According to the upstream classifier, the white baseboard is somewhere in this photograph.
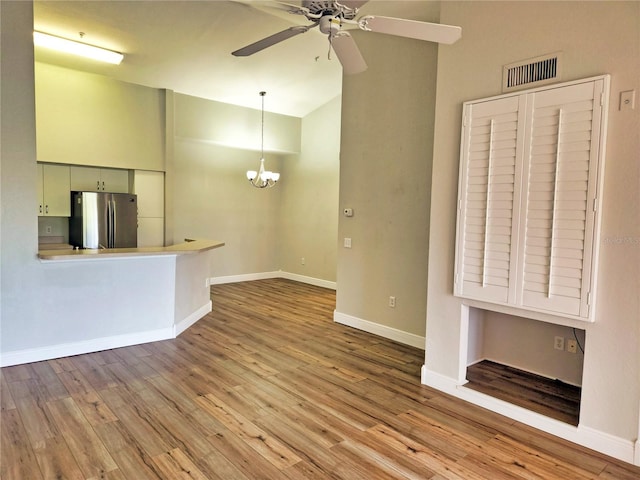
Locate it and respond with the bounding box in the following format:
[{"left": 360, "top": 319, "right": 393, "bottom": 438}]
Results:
[
  {"left": 174, "top": 300, "right": 212, "bottom": 337},
  {"left": 334, "top": 310, "right": 426, "bottom": 349},
  {"left": 421, "top": 364, "right": 467, "bottom": 390},
  {"left": 210, "top": 271, "right": 336, "bottom": 290},
  {"left": 421, "top": 365, "right": 637, "bottom": 466},
  {"left": 278, "top": 271, "right": 336, "bottom": 290},
  {"left": 209, "top": 271, "right": 281, "bottom": 285},
  {"left": 0, "top": 327, "right": 174, "bottom": 368}
]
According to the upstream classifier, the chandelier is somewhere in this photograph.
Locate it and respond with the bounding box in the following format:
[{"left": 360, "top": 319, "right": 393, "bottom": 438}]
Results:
[{"left": 246, "top": 91, "right": 280, "bottom": 188}]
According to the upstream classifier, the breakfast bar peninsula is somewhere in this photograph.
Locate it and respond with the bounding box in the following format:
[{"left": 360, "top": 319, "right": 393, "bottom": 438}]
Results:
[{"left": 2, "top": 239, "right": 224, "bottom": 367}]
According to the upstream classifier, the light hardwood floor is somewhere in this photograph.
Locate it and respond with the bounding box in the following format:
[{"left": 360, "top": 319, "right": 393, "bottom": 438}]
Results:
[{"left": 1, "top": 279, "right": 638, "bottom": 479}]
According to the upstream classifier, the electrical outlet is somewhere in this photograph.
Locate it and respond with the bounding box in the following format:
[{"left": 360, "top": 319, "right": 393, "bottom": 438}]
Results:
[
  {"left": 554, "top": 336, "right": 565, "bottom": 351},
  {"left": 388, "top": 296, "right": 396, "bottom": 308},
  {"left": 45, "top": 226, "right": 52, "bottom": 234},
  {"left": 301, "top": 257, "right": 305, "bottom": 265},
  {"left": 567, "top": 339, "right": 578, "bottom": 354}
]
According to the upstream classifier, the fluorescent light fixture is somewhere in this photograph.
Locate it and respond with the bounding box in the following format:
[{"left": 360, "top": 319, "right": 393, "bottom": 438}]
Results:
[{"left": 33, "top": 31, "right": 124, "bottom": 65}]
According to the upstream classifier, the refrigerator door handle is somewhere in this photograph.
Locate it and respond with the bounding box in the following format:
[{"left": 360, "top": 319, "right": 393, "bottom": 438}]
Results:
[
  {"left": 111, "top": 200, "right": 117, "bottom": 248},
  {"left": 106, "top": 199, "right": 111, "bottom": 248},
  {"left": 108, "top": 198, "right": 115, "bottom": 248}
]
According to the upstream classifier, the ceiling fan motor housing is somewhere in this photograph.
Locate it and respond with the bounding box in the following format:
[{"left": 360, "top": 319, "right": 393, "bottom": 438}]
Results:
[{"left": 303, "top": 1, "right": 360, "bottom": 20}]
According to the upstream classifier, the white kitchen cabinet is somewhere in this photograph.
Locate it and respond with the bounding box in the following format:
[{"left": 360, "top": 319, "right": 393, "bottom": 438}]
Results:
[
  {"left": 37, "top": 163, "right": 70, "bottom": 217},
  {"left": 134, "top": 170, "right": 165, "bottom": 247},
  {"left": 70, "top": 166, "right": 129, "bottom": 193},
  {"left": 134, "top": 170, "right": 164, "bottom": 217},
  {"left": 454, "top": 75, "right": 609, "bottom": 322}
]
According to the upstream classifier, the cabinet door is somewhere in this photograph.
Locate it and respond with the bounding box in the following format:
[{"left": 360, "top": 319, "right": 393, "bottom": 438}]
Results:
[
  {"left": 101, "top": 168, "right": 129, "bottom": 193},
  {"left": 134, "top": 170, "right": 164, "bottom": 217},
  {"left": 42, "top": 164, "right": 70, "bottom": 216},
  {"left": 455, "top": 95, "right": 525, "bottom": 304},
  {"left": 517, "top": 79, "right": 606, "bottom": 318},
  {"left": 70, "top": 166, "right": 129, "bottom": 192},
  {"left": 70, "top": 166, "right": 101, "bottom": 191},
  {"left": 37, "top": 164, "right": 45, "bottom": 215}
]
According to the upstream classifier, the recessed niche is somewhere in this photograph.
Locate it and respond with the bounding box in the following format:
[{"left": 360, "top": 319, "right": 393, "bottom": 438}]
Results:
[{"left": 464, "top": 307, "right": 586, "bottom": 425}]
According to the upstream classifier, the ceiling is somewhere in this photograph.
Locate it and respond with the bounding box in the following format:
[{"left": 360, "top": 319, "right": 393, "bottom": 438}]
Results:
[{"left": 33, "top": 1, "right": 438, "bottom": 117}]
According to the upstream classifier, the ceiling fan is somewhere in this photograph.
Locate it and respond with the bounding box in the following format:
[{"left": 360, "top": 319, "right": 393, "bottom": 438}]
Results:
[{"left": 232, "top": 1, "right": 462, "bottom": 75}]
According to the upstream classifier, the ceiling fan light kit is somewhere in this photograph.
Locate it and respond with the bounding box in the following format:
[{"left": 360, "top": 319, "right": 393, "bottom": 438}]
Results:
[
  {"left": 232, "top": 1, "right": 462, "bottom": 74},
  {"left": 247, "top": 91, "right": 280, "bottom": 189}
]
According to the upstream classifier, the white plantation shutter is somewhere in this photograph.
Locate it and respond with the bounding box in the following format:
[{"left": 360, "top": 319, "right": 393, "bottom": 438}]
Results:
[
  {"left": 455, "top": 76, "right": 608, "bottom": 322},
  {"left": 455, "top": 95, "right": 525, "bottom": 303},
  {"left": 518, "top": 80, "right": 605, "bottom": 317}
]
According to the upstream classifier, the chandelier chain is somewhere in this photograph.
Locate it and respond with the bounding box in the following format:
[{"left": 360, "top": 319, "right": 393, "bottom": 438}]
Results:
[{"left": 260, "top": 91, "right": 265, "bottom": 160}]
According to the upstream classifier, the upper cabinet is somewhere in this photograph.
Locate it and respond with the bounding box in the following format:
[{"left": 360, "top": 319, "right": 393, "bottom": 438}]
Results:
[
  {"left": 70, "top": 166, "right": 129, "bottom": 193},
  {"left": 37, "top": 163, "right": 70, "bottom": 217},
  {"left": 454, "top": 76, "right": 610, "bottom": 322}
]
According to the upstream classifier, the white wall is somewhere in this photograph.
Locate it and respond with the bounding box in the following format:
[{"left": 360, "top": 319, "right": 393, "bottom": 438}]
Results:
[
  {"left": 481, "top": 312, "right": 585, "bottom": 386},
  {"left": 35, "top": 62, "right": 165, "bottom": 171},
  {"left": 1, "top": 1, "right": 40, "bottom": 355},
  {"left": 425, "top": 0, "right": 639, "bottom": 458},
  {"left": 173, "top": 93, "right": 300, "bottom": 154},
  {"left": 170, "top": 93, "right": 300, "bottom": 278},
  {"left": 169, "top": 92, "right": 342, "bottom": 285},
  {"left": 174, "top": 251, "right": 213, "bottom": 334},
  {"left": 171, "top": 138, "right": 283, "bottom": 276},
  {"left": 336, "top": 1, "right": 440, "bottom": 343},
  {"left": 278, "top": 96, "right": 341, "bottom": 283}
]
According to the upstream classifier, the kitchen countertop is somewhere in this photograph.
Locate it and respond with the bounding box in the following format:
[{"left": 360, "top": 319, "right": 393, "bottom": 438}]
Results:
[{"left": 38, "top": 238, "right": 225, "bottom": 261}]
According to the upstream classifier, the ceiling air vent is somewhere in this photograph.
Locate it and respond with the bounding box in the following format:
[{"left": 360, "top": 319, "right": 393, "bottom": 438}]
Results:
[{"left": 502, "top": 52, "right": 562, "bottom": 92}]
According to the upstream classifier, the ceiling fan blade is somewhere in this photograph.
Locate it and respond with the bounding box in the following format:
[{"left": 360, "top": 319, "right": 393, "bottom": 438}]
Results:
[
  {"left": 359, "top": 16, "right": 462, "bottom": 45},
  {"left": 331, "top": 32, "right": 367, "bottom": 75},
  {"left": 230, "top": 1, "right": 309, "bottom": 23},
  {"left": 232, "top": 26, "right": 312, "bottom": 57},
  {"left": 275, "top": 1, "right": 311, "bottom": 15}
]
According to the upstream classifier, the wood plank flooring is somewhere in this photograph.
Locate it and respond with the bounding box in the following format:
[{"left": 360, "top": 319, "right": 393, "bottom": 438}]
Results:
[
  {"left": 2, "top": 278, "right": 639, "bottom": 479},
  {"left": 466, "top": 360, "right": 581, "bottom": 426}
]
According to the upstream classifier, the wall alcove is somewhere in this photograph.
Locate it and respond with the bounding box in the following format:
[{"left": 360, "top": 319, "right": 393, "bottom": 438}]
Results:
[{"left": 463, "top": 306, "right": 586, "bottom": 425}]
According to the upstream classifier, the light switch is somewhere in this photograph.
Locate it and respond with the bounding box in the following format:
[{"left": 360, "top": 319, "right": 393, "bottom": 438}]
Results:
[
  {"left": 620, "top": 90, "right": 635, "bottom": 110},
  {"left": 344, "top": 237, "right": 352, "bottom": 248}
]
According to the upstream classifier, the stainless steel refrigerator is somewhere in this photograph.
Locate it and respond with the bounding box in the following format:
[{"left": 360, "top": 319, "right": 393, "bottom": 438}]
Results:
[{"left": 70, "top": 192, "right": 138, "bottom": 249}]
